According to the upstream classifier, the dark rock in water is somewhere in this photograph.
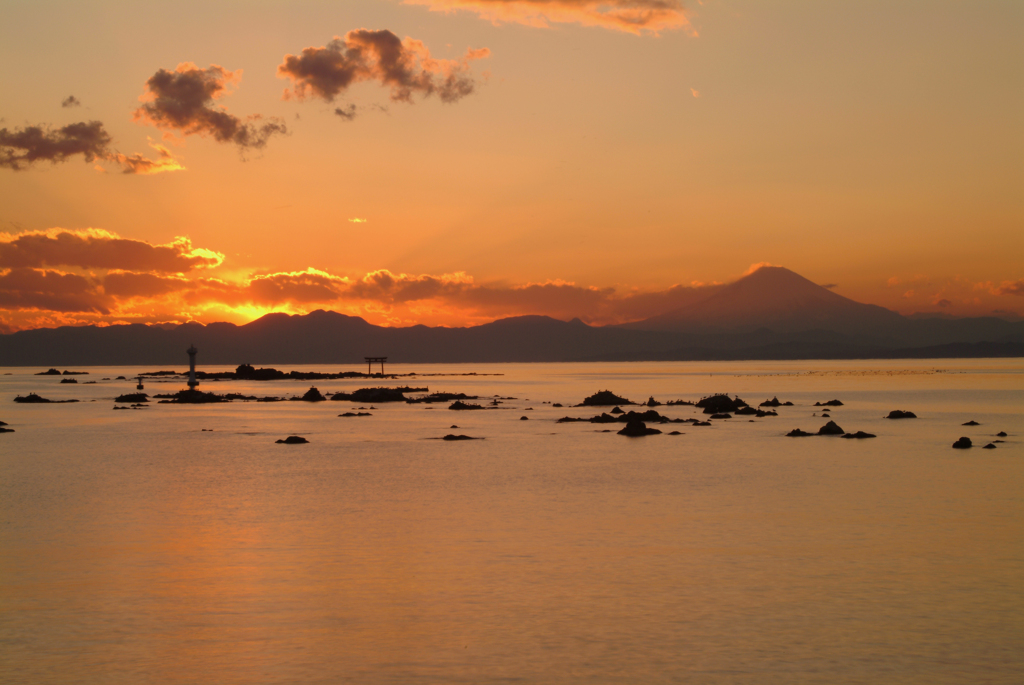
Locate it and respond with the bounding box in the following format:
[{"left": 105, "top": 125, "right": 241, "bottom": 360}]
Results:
[
  {"left": 692, "top": 421, "right": 712, "bottom": 426},
  {"left": 993, "top": 440, "right": 1005, "bottom": 443},
  {"left": 450, "top": 425, "right": 459, "bottom": 429},
  {"left": 580, "top": 390, "right": 634, "bottom": 406},
  {"left": 60, "top": 378, "right": 78, "bottom": 384},
  {"left": 0, "top": 426, "right": 14, "bottom": 433},
  {"left": 787, "top": 428, "right": 813, "bottom": 437},
  {"left": 296, "top": 386, "right": 326, "bottom": 402},
  {"left": 665, "top": 399, "right": 695, "bottom": 406},
  {"left": 952, "top": 437, "right": 972, "bottom": 449},
  {"left": 449, "top": 400, "right": 484, "bottom": 410},
  {"left": 610, "top": 406, "right": 624, "bottom": 414},
  {"left": 14, "top": 393, "right": 78, "bottom": 404},
  {"left": 552, "top": 403, "right": 563, "bottom": 408},
  {"left": 442, "top": 434, "right": 481, "bottom": 441},
  {"left": 115, "top": 393, "right": 148, "bottom": 403},
  {"left": 756, "top": 410, "right": 778, "bottom": 417},
  {"left": 783, "top": 401, "right": 794, "bottom": 406},
  {"left": 709, "top": 413, "right": 732, "bottom": 419},
  {"left": 997, "top": 431, "right": 1007, "bottom": 437},
  {"left": 842, "top": 431, "right": 876, "bottom": 439},
  {"left": 646, "top": 396, "right": 661, "bottom": 407},
  {"left": 982, "top": 443, "right": 996, "bottom": 449},
  {"left": 338, "top": 412, "right": 372, "bottom": 417},
  {"left": 276, "top": 436, "right": 308, "bottom": 444},
  {"left": 668, "top": 431, "right": 682, "bottom": 435},
  {"left": 556, "top": 416, "right": 585, "bottom": 423},
  {"left": 886, "top": 410, "right": 917, "bottom": 419},
  {"left": 735, "top": 406, "right": 758, "bottom": 415},
  {"left": 333, "top": 387, "right": 426, "bottom": 403},
  {"left": 0, "top": 420, "right": 7, "bottom": 426},
  {"left": 697, "top": 394, "right": 748, "bottom": 414},
  {"left": 814, "top": 400, "right": 844, "bottom": 407},
  {"left": 617, "top": 418, "right": 661, "bottom": 436},
  {"left": 407, "top": 391, "right": 478, "bottom": 404},
  {"left": 520, "top": 416, "right": 529, "bottom": 420},
  {"left": 37, "top": 368, "right": 62, "bottom": 375},
  {"left": 760, "top": 397, "right": 783, "bottom": 407},
  {"left": 962, "top": 420, "right": 980, "bottom": 426},
  {"left": 818, "top": 421, "right": 845, "bottom": 435},
  {"left": 62, "top": 370, "right": 87, "bottom": 375},
  {"left": 156, "top": 390, "right": 224, "bottom": 404},
  {"left": 115, "top": 376, "right": 126, "bottom": 380}
]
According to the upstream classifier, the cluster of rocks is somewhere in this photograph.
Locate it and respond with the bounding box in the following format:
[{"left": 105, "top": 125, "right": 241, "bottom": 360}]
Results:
[
  {"left": 36, "top": 369, "right": 87, "bottom": 376},
  {"left": 0, "top": 420, "right": 12, "bottom": 433},
  {"left": 406, "top": 392, "right": 479, "bottom": 404},
  {"left": 786, "top": 421, "right": 875, "bottom": 439}
]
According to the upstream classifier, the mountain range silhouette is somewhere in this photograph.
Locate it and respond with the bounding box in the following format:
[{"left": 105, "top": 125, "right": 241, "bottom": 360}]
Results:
[{"left": 2, "top": 267, "right": 1020, "bottom": 365}]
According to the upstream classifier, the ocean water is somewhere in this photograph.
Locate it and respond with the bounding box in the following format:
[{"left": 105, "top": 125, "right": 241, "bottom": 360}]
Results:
[{"left": 1, "top": 359, "right": 1022, "bottom": 684}]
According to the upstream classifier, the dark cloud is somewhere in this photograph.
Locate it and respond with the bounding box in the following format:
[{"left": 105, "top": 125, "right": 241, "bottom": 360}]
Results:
[
  {"left": 0, "top": 230, "right": 223, "bottom": 273},
  {"left": 102, "top": 272, "right": 189, "bottom": 298},
  {"left": 334, "top": 105, "right": 357, "bottom": 121},
  {"left": 0, "top": 121, "right": 112, "bottom": 170},
  {"left": 134, "top": 63, "right": 288, "bottom": 149},
  {"left": 62, "top": 95, "right": 81, "bottom": 108},
  {"left": 0, "top": 267, "right": 108, "bottom": 313},
  {"left": 405, "top": 0, "right": 692, "bottom": 35},
  {"left": 278, "top": 30, "right": 490, "bottom": 105},
  {"left": 935, "top": 298, "right": 952, "bottom": 308}
]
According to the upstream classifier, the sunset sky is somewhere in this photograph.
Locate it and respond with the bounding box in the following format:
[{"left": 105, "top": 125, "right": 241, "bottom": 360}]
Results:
[{"left": 1, "top": 0, "right": 1021, "bottom": 332}]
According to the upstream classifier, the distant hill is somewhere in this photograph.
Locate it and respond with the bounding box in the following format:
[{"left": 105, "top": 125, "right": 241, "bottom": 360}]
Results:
[{"left": 1, "top": 267, "right": 1021, "bottom": 365}]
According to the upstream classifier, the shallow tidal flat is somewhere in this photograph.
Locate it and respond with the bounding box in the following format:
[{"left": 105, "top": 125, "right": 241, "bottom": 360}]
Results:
[{"left": 1, "top": 359, "right": 1022, "bottom": 684}]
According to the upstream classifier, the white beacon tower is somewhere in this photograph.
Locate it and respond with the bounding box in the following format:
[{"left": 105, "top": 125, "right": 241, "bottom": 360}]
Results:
[{"left": 187, "top": 344, "right": 199, "bottom": 390}]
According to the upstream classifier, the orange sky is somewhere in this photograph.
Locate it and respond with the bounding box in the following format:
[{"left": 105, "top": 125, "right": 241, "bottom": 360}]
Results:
[{"left": 1, "top": 0, "right": 1021, "bottom": 332}]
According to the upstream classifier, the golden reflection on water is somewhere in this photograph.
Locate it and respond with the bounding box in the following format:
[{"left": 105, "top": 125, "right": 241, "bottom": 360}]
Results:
[{"left": 1, "top": 360, "right": 1022, "bottom": 683}]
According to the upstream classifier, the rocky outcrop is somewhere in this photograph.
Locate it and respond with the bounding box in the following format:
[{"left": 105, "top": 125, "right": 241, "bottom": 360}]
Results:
[
  {"left": 885, "top": 410, "right": 917, "bottom": 419},
  {"left": 60, "top": 378, "right": 78, "bottom": 384},
  {"left": 296, "top": 387, "right": 326, "bottom": 402},
  {"left": 332, "top": 387, "right": 427, "bottom": 402},
  {"left": 449, "top": 401, "right": 484, "bottom": 410},
  {"left": 962, "top": 420, "right": 980, "bottom": 426},
  {"left": 442, "top": 434, "right": 482, "bottom": 441},
  {"left": 842, "top": 431, "right": 876, "bottom": 439},
  {"left": 818, "top": 421, "right": 845, "bottom": 435},
  {"left": 115, "top": 393, "right": 149, "bottom": 403},
  {"left": 617, "top": 418, "right": 661, "bottom": 436},
  {"left": 276, "top": 436, "right": 308, "bottom": 444},
  {"left": 696, "top": 394, "right": 748, "bottom": 414},
  {"left": 14, "top": 393, "right": 78, "bottom": 404},
  {"left": 338, "top": 412, "right": 372, "bottom": 417},
  {"left": 814, "top": 400, "right": 844, "bottom": 407},
  {"left": 787, "top": 428, "right": 813, "bottom": 436},
  {"left": 406, "top": 392, "right": 478, "bottom": 404},
  {"left": 982, "top": 443, "right": 996, "bottom": 449},
  {"left": 952, "top": 437, "right": 972, "bottom": 449},
  {"left": 155, "top": 390, "right": 225, "bottom": 404},
  {"left": 579, "top": 390, "right": 635, "bottom": 406}
]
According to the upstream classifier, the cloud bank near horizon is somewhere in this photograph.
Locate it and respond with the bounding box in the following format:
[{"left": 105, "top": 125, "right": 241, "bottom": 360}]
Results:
[{"left": 0, "top": 229, "right": 1020, "bottom": 333}]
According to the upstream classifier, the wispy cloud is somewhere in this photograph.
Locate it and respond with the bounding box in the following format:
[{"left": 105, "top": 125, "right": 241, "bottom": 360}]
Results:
[
  {"left": 278, "top": 29, "right": 490, "bottom": 106},
  {"left": 405, "top": 0, "right": 694, "bottom": 35},
  {"left": 134, "top": 62, "right": 288, "bottom": 149},
  {"left": 61, "top": 95, "right": 81, "bottom": 108}
]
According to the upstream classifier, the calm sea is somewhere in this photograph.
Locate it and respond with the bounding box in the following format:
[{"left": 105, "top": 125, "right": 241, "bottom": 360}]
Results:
[{"left": 1, "top": 359, "right": 1022, "bottom": 684}]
